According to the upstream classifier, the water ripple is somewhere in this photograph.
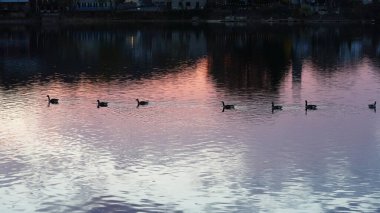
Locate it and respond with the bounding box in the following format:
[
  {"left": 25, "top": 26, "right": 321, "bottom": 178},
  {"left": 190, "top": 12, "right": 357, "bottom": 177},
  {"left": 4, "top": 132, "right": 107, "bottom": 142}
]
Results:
[{"left": 1, "top": 25, "right": 380, "bottom": 213}]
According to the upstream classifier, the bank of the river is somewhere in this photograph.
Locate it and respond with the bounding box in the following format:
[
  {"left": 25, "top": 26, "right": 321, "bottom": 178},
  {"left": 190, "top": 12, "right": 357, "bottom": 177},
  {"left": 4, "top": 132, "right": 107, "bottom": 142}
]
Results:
[
  {"left": 0, "top": 17, "right": 377, "bottom": 26},
  {"left": 0, "top": 9, "right": 379, "bottom": 25}
]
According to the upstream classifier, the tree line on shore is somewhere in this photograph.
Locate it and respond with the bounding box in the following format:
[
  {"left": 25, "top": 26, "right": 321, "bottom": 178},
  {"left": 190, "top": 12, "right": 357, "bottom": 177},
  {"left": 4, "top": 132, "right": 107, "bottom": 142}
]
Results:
[{"left": 1, "top": 0, "right": 380, "bottom": 20}]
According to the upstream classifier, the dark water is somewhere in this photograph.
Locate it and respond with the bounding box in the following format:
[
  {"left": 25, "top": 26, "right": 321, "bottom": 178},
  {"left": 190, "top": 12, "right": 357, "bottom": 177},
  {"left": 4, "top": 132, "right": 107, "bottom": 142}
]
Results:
[{"left": 1, "top": 23, "right": 380, "bottom": 213}]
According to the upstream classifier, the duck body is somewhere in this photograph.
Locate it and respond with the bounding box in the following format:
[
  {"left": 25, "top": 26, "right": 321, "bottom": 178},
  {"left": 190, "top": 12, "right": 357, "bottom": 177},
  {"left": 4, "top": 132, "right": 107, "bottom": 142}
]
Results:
[
  {"left": 97, "top": 100, "right": 108, "bottom": 107},
  {"left": 369, "top": 101, "right": 376, "bottom": 109},
  {"left": 272, "top": 102, "right": 282, "bottom": 110},
  {"left": 305, "top": 100, "right": 317, "bottom": 110},
  {"left": 221, "top": 101, "right": 235, "bottom": 110},
  {"left": 47, "top": 95, "right": 59, "bottom": 104},
  {"left": 136, "top": 99, "right": 149, "bottom": 106}
]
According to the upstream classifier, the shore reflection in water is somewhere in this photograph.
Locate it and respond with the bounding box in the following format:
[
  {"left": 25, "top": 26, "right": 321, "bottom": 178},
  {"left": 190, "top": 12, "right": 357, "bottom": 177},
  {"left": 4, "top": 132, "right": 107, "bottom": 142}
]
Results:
[{"left": 0, "top": 24, "right": 380, "bottom": 212}]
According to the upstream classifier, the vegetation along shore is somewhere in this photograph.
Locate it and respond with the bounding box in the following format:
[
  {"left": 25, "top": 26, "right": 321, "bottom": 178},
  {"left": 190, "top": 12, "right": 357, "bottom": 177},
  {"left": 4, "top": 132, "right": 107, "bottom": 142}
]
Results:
[{"left": 0, "top": 0, "right": 380, "bottom": 24}]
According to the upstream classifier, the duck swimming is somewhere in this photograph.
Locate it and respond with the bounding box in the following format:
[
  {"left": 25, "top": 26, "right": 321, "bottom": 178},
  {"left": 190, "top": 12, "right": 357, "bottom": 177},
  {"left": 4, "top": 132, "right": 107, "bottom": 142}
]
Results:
[
  {"left": 369, "top": 101, "right": 376, "bottom": 109},
  {"left": 221, "top": 101, "right": 235, "bottom": 111},
  {"left": 305, "top": 100, "right": 317, "bottom": 110},
  {"left": 97, "top": 100, "right": 108, "bottom": 107},
  {"left": 272, "top": 102, "right": 282, "bottom": 110},
  {"left": 136, "top": 99, "right": 149, "bottom": 106},
  {"left": 47, "top": 95, "right": 59, "bottom": 104}
]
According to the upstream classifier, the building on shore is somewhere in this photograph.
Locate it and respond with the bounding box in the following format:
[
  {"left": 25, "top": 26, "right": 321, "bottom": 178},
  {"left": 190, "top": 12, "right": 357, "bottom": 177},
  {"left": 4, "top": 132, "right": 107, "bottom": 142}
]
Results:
[
  {"left": 32, "top": 0, "right": 59, "bottom": 13},
  {"left": 74, "top": 0, "right": 114, "bottom": 11},
  {"left": 170, "top": 0, "right": 206, "bottom": 10},
  {"left": 1, "top": 0, "right": 378, "bottom": 17}
]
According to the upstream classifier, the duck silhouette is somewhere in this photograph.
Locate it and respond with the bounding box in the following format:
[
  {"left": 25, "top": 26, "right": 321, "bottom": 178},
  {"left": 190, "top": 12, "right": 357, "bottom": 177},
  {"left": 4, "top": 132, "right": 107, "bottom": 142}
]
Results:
[
  {"left": 305, "top": 100, "right": 317, "bottom": 110},
  {"left": 221, "top": 101, "right": 235, "bottom": 112},
  {"left": 369, "top": 101, "right": 376, "bottom": 109},
  {"left": 47, "top": 95, "right": 59, "bottom": 104},
  {"left": 272, "top": 102, "right": 282, "bottom": 110},
  {"left": 136, "top": 99, "right": 149, "bottom": 107},
  {"left": 97, "top": 100, "right": 108, "bottom": 108}
]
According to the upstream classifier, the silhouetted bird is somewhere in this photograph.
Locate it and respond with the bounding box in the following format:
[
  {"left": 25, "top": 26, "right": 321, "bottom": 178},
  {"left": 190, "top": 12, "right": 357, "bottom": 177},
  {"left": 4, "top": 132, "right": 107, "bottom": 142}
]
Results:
[
  {"left": 369, "top": 101, "right": 376, "bottom": 109},
  {"left": 47, "top": 95, "right": 59, "bottom": 104},
  {"left": 97, "top": 100, "right": 108, "bottom": 107},
  {"left": 136, "top": 99, "right": 149, "bottom": 106},
  {"left": 221, "top": 101, "right": 235, "bottom": 111},
  {"left": 305, "top": 100, "right": 317, "bottom": 110},
  {"left": 272, "top": 102, "right": 282, "bottom": 110}
]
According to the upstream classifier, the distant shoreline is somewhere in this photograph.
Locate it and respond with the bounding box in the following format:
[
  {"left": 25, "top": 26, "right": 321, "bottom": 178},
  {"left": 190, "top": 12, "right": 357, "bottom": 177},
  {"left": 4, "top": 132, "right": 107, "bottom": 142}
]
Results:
[{"left": 0, "top": 16, "right": 377, "bottom": 26}]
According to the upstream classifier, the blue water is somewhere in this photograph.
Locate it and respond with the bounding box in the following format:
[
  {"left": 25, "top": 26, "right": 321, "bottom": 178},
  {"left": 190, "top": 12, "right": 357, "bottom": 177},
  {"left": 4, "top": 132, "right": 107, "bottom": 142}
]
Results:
[{"left": 0, "top": 24, "right": 380, "bottom": 212}]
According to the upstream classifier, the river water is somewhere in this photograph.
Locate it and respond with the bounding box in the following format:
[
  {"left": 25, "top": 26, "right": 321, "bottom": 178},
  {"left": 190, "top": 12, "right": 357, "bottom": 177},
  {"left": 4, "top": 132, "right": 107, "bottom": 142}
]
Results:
[{"left": 1, "top": 23, "right": 380, "bottom": 212}]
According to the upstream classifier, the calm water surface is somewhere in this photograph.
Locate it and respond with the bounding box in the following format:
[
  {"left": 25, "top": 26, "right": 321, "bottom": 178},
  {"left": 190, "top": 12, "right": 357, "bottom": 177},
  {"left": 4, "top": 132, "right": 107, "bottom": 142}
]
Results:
[{"left": 1, "top": 24, "right": 380, "bottom": 212}]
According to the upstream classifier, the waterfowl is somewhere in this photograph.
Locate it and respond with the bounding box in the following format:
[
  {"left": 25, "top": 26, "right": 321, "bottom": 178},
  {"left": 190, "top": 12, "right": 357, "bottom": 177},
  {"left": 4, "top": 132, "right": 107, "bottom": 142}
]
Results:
[
  {"left": 136, "top": 99, "right": 149, "bottom": 106},
  {"left": 305, "top": 100, "right": 317, "bottom": 110},
  {"left": 369, "top": 101, "right": 376, "bottom": 109},
  {"left": 47, "top": 95, "right": 59, "bottom": 104},
  {"left": 97, "top": 100, "right": 108, "bottom": 107},
  {"left": 221, "top": 101, "right": 235, "bottom": 110},
  {"left": 272, "top": 102, "right": 282, "bottom": 110}
]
